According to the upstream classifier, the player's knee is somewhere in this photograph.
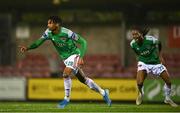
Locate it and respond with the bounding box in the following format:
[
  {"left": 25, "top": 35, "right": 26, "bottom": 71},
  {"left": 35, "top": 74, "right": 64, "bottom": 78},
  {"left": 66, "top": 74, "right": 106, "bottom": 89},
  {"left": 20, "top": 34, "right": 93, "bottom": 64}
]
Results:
[
  {"left": 63, "top": 73, "right": 69, "bottom": 78},
  {"left": 63, "top": 67, "right": 72, "bottom": 78}
]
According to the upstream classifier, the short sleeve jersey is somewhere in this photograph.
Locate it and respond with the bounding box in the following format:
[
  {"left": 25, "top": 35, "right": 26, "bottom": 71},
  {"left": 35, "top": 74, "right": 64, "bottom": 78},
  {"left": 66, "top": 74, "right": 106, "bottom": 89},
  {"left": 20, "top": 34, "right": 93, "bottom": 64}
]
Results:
[
  {"left": 41, "top": 27, "right": 81, "bottom": 60},
  {"left": 130, "top": 35, "right": 161, "bottom": 64}
]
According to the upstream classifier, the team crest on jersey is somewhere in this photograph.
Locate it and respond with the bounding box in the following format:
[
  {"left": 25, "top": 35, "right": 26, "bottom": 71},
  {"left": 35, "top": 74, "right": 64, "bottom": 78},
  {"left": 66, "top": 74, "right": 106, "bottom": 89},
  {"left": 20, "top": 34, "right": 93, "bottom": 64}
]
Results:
[{"left": 60, "top": 37, "right": 67, "bottom": 41}]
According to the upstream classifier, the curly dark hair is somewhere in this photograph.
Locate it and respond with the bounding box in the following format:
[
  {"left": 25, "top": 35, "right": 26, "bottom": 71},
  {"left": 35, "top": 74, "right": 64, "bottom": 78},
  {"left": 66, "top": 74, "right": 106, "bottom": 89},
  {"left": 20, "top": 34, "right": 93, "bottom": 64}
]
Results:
[
  {"left": 48, "top": 16, "right": 62, "bottom": 24},
  {"left": 132, "top": 26, "right": 150, "bottom": 37}
]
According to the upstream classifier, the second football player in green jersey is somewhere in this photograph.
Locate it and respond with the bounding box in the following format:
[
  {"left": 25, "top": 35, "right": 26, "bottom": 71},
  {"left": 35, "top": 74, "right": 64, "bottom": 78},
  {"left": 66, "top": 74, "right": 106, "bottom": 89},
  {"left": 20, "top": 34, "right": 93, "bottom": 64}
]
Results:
[
  {"left": 130, "top": 26, "right": 178, "bottom": 107},
  {"left": 130, "top": 35, "right": 161, "bottom": 64}
]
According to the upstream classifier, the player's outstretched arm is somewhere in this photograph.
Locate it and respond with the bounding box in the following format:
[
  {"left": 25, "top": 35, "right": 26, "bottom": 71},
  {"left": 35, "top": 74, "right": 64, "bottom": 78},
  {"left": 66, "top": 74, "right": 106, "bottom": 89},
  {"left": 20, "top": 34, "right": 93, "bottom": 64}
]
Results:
[{"left": 18, "top": 38, "right": 46, "bottom": 53}]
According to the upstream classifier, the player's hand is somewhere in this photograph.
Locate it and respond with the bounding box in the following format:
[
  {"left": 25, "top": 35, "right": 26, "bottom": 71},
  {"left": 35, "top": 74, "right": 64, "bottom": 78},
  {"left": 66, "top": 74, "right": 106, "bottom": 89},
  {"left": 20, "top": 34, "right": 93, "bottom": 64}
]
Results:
[
  {"left": 78, "top": 57, "right": 84, "bottom": 67},
  {"left": 18, "top": 45, "right": 28, "bottom": 53}
]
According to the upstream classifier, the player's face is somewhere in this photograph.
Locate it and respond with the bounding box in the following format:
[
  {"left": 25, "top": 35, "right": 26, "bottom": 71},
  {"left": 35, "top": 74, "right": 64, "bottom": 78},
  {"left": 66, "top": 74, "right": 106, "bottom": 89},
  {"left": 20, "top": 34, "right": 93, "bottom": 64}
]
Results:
[
  {"left": 131, "top": 30, "right": 143, "bottom": 43},
  {"left": 47, "top": 19, "right": 58, "bottom": 31}
]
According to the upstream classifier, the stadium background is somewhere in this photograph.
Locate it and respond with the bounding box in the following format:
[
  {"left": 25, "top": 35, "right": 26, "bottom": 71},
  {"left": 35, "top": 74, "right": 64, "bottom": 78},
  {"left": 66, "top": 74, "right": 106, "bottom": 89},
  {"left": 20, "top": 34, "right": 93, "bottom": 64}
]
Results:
[{"left": 0, "top": 0, "right": 180, "bottom": 103}]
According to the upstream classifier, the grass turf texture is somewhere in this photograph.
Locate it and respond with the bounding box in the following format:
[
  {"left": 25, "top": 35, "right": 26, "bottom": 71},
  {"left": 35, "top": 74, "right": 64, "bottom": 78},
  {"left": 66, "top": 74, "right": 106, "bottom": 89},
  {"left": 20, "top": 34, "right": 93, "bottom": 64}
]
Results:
[{"left": 0, "top": 102, "right": 180, "bottom": 112}]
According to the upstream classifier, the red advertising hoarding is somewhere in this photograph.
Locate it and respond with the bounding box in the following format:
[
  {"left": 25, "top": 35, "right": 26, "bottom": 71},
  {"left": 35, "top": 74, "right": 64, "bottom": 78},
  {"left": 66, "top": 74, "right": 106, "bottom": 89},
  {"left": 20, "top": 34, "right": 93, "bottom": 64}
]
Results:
[{"left": 168, "top": 26, "right": 180, "bottom": 48}]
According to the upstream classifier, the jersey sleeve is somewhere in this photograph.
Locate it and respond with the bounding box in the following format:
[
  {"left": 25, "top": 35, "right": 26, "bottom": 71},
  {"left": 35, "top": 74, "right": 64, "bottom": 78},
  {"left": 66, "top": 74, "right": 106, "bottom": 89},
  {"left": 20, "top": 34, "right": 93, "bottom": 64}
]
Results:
[
  {"left": 152, "top": 37, "right": 159, "bottom": 44},
  {"left": 27, "top": 29, "right": 49, "bottom": 50},
  {"left": 75, "top": 34, "right": 87, "bottom": 58},
  {"left": 27, "top": 38, "right": 46, "bottom": 50},
  {"left": 62, "top": 27, "right": 79, "bottom": 41},
  {"left": 130, "top": 39, "right": 135, "bottom": 49},
  {"left": 62, "top": 27, "right": 87, "bottom": 57},
  {"left": 41, "top": 29, "right": 51, "bottom": 39},
  {"left": 146, "top": 35, "right": 159, "bottom": 44},
  {"left": 130, "top": 39, "right": 139, "bottom": 55}
]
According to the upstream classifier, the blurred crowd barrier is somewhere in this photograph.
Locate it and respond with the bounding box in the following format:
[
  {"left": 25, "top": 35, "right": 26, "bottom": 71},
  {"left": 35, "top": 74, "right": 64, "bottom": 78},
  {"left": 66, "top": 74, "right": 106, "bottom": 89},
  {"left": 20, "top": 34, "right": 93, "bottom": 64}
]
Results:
[
  {"left": 0, "top": 54, "right": 134, "bottom": 78},
  {"left": 0, "top": 53, "right": 180, "bottom": 78}
]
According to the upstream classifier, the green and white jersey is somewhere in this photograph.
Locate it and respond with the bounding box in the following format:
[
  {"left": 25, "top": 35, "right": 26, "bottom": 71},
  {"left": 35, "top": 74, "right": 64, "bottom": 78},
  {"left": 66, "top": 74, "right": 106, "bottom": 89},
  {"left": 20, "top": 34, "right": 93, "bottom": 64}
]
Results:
[
  {"left": 130, "top": 35, "right": 161, "bottom": 64},
  {"left": 41, "top": 27, "right": 81, "bottom": 60}
]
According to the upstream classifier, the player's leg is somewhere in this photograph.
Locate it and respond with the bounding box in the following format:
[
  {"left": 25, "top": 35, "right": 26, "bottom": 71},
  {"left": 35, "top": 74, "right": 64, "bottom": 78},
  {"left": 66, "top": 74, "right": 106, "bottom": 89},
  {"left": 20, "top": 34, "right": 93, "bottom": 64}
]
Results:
[
  {"left": 63, "top": 67, "right": 73, "bottom": 101},
  {"left": 160, "top": 70, "right": 178, "bottom": 107},
  {"left": 136, "top": 70, "right": 147, "bottom": 105},
  {"left": 76, "top": 68, "right": 105, "bottom": 95},
  {"left": 58, "top": 67, "right": 72, "bottom": 108},
  {"left": 75, "top": 67, "right": 111, "bottom": 106}
]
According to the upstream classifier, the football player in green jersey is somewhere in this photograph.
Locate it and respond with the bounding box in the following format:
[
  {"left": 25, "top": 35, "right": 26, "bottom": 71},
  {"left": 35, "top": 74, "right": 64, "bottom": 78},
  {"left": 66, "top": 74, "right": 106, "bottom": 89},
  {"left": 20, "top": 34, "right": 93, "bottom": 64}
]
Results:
[
  {"left": 130, "top": 26, "right": 178, "bottom": 107},
  {"left": 19, "top": 16, "right": 111, "bottom": 108}
]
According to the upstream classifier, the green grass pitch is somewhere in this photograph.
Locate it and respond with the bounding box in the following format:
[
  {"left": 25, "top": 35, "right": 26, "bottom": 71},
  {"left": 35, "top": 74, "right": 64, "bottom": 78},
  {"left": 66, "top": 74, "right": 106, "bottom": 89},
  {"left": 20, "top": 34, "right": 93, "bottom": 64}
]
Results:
[{"left": 0, "top": 102, "right": 180, "bottom": 112}]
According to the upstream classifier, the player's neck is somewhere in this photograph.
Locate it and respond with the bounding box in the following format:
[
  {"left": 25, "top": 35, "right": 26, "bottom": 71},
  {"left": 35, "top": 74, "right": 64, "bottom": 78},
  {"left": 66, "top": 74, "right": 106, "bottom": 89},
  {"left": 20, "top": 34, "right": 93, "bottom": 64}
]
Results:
[
  {"left": 52, "top": 26, "right": 60, "bottom": 34},
  {"left": 137, "top": 40, "right": 143, "bottom": 46},
  {"left": 137, "top": 37, "right": 144, "bottom": 46}
]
